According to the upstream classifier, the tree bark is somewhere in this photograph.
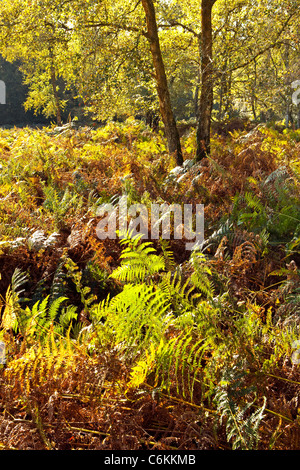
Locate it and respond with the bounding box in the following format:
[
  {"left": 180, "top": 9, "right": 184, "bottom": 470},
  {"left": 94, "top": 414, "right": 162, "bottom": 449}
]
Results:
[
  {"left": 196, "top": 0, "right": 217, "bottom": 161},
  {"left": 141, "top": 0, "right": 183, "bottom": 166}
]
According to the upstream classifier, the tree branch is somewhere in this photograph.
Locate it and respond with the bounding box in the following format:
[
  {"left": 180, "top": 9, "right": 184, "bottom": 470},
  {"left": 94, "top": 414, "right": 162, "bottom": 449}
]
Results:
[{"left": 228, "top": 9, "right": 299, "bottom": 73}]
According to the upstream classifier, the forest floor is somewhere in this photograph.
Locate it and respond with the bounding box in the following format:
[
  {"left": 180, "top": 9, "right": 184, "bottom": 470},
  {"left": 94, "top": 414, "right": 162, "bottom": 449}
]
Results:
[{"left": 0, "top": 118, "right": 299, "bottom": 450}]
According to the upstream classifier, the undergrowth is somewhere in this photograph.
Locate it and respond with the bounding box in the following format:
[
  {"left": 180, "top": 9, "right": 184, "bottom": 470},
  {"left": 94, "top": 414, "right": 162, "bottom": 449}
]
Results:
[{"left": 0, "top": 120, "right": 299, "bottom": 450}]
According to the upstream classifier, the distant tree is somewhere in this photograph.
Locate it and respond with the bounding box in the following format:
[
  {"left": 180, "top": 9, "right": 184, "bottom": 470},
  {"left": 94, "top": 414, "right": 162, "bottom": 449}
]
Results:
[
  {"left": 1, "top": 0, "right": 299, "bottom": 152},
  {"left": 59, "top": 0, "right": 184, "bottom": 164},
  {"left": 0, "top": 55, "right": 49, "bottom": 125},
  {"left": 212, "top": 0, "right": 300, "bottom": 126}
]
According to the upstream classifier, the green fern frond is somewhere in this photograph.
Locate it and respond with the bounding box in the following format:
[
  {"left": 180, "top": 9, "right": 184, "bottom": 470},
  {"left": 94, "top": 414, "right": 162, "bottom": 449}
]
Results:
[
  {"left": 10, "top": 268, "right": 29, "bottom": 298},
  {"left": 64, "top": 256, "right": 97, "bottom": 311},
  {"left": 1, "top": 268, "right": 29, "bottom": 333},
  {"left": 159, "top": 270, "right": 198, "bottom": 317},
  {"left": 215, "top": 387, "right": 266, "bottom": 450},
  {"left": 42, "top": 184, "right": 83, "bottom": 228},
  {"left": 49, "top": 260, "right": 69, "bottom": 302},
  {"left": 59, "top": 304, "right": 79, "bottom": 329},
  {"left": 244, "top": 191, "right": 265, "bottom": 214},
  {"left": 19, "top": 295, "right": 78, "bottom": 344}
]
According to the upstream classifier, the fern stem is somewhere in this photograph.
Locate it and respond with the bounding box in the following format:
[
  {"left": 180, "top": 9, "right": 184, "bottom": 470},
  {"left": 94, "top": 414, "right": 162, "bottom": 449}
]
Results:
[
  {"left": 144, "top": 383, "right": 219, "bottom": 415},
  {"left": 271, "top": 210, "right": 300, "bottom": 223},
  {"left": 139, "top": 438, "right": 179, "bottom": 450},
  {"left": 252, "top": 404, "right": 293, "bottom": 423},
  {"left": 67, "top": 425, "right": 109, "bottom": 437}
]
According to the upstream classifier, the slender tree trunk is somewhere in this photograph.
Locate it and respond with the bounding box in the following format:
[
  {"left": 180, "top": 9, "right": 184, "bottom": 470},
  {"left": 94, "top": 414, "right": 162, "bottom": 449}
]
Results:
[
  {"left": 224, "top": 70, "right": 232, "bottom": 117},
  {"left": 218, "top": 85, "right": 223, "bottom": 121},
  {"left": 196, "top": 0, "right": 217, "bottom": 161},
  {"left": 49, "top": 47, "right": 62, "bottom": 126},
  {"left": 142, "top": 0, "right": 183, "bottom": 166},
  {"left": 194, "top": 82, "right": 200, "bottom": 118},
  {"left": 285, "top": 101, "right": 293, "bottom": 127},
  {"left": 284, "top": 44, "right": 291, "bottom": 128},
  {"left": 217, "top": 58, "right": 228, "bottom": 122}
]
